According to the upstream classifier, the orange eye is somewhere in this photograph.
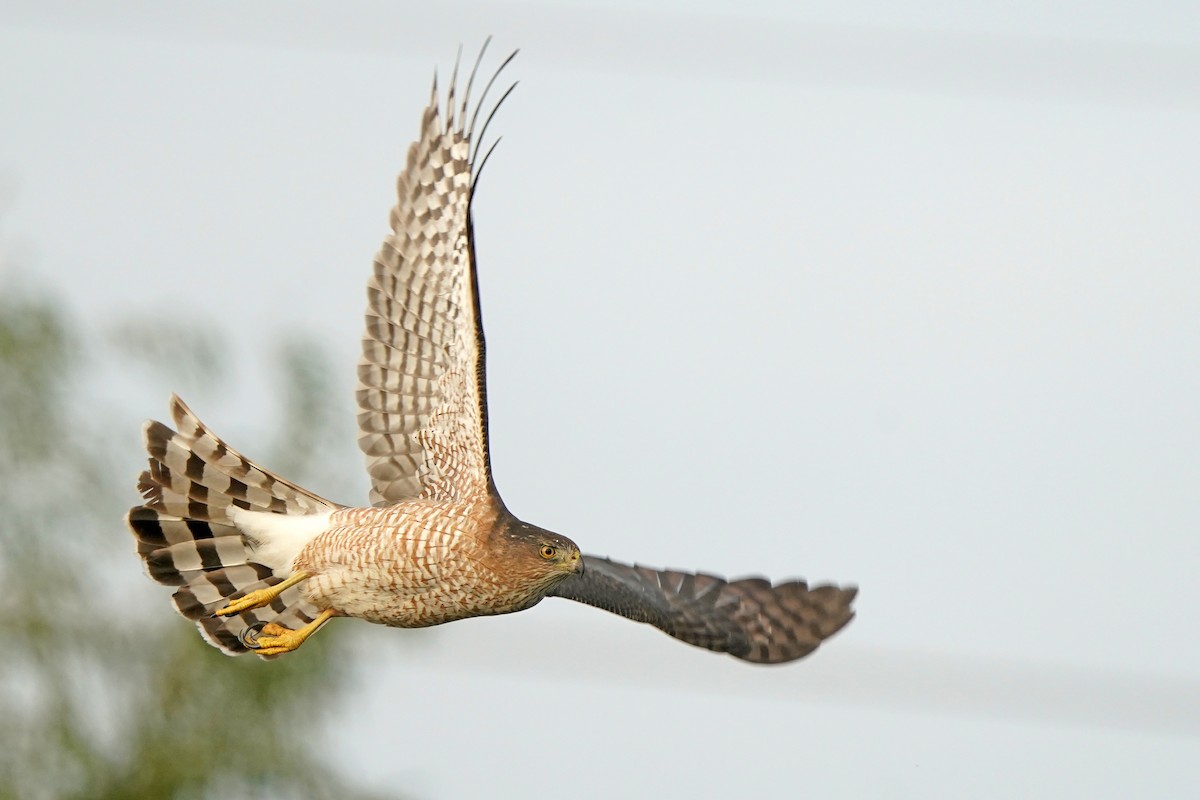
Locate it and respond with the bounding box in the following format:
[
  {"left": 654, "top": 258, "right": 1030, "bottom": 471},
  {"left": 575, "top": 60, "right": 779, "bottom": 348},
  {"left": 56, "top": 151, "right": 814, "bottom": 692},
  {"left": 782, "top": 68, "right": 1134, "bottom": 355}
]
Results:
[{"left": 539, "top": 545, "right": 558, "bottom": 559}]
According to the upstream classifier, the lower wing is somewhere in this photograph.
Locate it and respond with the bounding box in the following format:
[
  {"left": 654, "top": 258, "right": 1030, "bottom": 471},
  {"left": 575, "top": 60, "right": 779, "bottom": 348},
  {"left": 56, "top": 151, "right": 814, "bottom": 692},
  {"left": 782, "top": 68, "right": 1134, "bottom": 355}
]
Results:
[{"left": 546, "top": 555, "right": 856, "bottom": 664}]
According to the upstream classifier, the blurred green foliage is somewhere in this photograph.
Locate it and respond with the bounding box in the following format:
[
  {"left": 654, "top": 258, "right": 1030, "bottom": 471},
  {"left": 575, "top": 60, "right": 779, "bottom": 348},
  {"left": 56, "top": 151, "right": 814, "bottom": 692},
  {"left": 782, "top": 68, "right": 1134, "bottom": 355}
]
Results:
[{"left": 0, "top": 288, "right": 386, "bottom": 800}]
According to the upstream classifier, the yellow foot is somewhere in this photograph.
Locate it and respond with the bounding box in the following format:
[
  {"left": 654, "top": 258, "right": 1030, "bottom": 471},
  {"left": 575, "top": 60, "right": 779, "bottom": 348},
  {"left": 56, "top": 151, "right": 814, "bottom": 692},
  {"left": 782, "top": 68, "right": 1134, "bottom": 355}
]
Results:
[
  {"left": 215, "top": 571, "right": 312, "bottom": 616},
  {"left": 247, "top": 609, "right": 335, "bottom": 656}
]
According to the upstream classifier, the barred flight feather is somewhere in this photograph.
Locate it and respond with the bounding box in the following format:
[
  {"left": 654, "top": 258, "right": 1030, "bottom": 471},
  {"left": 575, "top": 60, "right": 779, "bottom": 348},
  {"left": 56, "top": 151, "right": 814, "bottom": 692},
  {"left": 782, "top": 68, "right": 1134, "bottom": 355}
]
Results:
[
  {"left": 547, "top": 556, "right": 858, "bottom": 664},
  {"left": 356, "top": 46, "right": 517, "bottom": 506},
  {"left": 127, "top": 394, "right": 337, "bottom": 657}
]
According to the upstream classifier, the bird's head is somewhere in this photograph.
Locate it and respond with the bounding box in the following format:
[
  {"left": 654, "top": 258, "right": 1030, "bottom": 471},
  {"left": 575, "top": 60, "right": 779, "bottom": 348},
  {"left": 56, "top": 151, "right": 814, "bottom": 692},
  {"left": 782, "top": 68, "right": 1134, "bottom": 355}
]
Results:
[{"left": 500, "top": 519, "right": 584, "bottom": 592}]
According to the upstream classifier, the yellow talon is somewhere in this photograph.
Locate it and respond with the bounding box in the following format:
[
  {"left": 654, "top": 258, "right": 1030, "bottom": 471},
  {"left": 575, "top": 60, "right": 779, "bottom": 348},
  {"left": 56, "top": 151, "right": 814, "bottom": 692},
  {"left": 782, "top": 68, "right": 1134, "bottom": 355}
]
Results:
[
  {"left": 215, "top": 571, "right": 312, "bottom": 616},
  {"left": 249, "top": 609, "right": 335, "bottom": 656}
]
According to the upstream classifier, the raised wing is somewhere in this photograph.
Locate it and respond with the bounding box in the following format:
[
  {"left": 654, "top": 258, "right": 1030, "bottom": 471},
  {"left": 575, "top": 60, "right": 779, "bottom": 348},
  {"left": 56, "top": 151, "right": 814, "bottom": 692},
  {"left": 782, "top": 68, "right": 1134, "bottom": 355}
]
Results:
[
  {"left": 357, "top": 45, "right": 515, "bottom": 505},
  {"left": 547, "top": 555, "right": 857, "bottom": 664}
]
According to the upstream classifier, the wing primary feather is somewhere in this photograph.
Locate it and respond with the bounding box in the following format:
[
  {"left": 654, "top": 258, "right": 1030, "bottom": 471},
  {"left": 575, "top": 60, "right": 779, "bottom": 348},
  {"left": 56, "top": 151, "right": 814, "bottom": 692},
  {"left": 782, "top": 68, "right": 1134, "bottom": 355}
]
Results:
[
  {"left": 468, "top": 49, "right": 519, "bottom": 164},
  {"left": 467, "top": 81, "right": 518, "bottom": 212},
  {"left": 463, "top": 214, "right": 494, "bottom": 495},
  {"left": 446, "top": 43, "right": 463, "bottom": 132},
  {"left": 473, "top": 80, "right": 517, "bottom": 167},
  {"left": 548, "top": 555, "right": 857, "bottom": 664},
  {"left": 461, "top": 36, "right": 493, "bottom": 132},
  {"left": 469, "top": 135, "right": 504, "bottom": 214},
  {"left": 358, "top": 44, "right": 508, "bottom": 505}
]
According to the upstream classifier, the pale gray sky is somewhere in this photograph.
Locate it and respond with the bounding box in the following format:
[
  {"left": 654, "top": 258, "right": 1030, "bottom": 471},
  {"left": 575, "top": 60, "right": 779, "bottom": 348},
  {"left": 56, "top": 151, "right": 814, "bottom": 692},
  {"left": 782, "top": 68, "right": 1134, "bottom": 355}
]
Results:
[{"left": 2, "top": 2, "right": 1198, "bottom": 797}]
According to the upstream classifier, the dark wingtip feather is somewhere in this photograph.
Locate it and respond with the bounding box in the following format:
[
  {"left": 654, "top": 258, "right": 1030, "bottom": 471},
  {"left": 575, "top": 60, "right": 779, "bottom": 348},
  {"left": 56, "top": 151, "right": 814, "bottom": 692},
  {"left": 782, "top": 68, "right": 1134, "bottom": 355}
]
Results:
[{"left": 550, "top": 554, "right": 857, "bottom": 665}]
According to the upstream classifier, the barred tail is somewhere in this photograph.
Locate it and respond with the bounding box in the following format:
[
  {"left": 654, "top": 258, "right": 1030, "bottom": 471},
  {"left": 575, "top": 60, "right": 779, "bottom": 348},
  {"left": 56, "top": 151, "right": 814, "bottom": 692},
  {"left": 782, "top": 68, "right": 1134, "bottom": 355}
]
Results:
[{"left": 126, "top": 394, "right": 337, "bottom": 657}]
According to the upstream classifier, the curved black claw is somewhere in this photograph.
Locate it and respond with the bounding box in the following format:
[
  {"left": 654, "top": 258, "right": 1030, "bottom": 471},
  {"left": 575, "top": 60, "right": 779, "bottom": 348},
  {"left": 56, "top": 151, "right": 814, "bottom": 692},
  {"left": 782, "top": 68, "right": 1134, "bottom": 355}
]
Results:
[{"left": 238, "top": 622, "right": 269, "bottom": 649}]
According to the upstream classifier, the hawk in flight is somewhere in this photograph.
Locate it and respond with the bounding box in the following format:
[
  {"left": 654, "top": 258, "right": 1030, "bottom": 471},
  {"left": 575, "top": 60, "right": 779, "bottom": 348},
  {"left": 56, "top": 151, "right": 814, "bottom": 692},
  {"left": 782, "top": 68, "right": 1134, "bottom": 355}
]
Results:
[{"left": 128, "top": 44, "right": 856, "bottom": 664}]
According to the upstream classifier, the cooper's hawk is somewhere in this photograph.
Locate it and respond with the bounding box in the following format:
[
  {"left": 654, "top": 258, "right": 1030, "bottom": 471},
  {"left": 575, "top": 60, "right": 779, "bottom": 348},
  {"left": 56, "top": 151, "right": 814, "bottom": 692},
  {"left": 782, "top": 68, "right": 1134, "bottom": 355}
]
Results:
[{"left": 127, "top": 43, "right": 856, "bottom": 664}]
